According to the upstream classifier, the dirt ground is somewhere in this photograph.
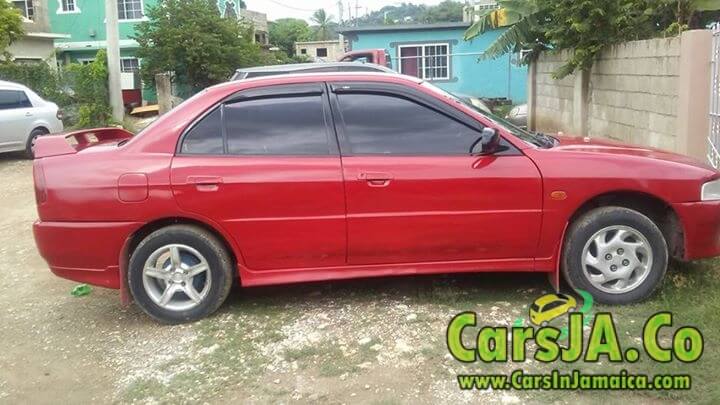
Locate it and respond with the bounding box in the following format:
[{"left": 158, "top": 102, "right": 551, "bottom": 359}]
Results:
[{"left": 0, "top": 155, "right": 717, "bottom": 404}]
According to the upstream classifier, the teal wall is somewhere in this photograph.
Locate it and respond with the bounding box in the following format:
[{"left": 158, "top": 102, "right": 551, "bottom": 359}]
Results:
[
  {"left": 49, "top": 0, "right": 158, "bottom": 44},
  {"left": 346, "top": 27, "right": 527, "bottom": 103},
  {"left": 50, "top": 0, "right": 238, "bottom": 103}
]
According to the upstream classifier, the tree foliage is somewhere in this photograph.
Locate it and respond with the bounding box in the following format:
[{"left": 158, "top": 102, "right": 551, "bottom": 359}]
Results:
[
  {"left": 133, "top": 0, "right": 264, "bottom": 91},
  {"left": 355, "top": 1, "right": 464, "bottom": 25},
  {"left": 311, "top": 9, "right": 334, "bottom": 41},
  {"left": 269, "top": 18, "right": 312, "bottom": 56},
  {"left": 465, "top": 0, "right": 720, "bottom": 79},
  {"left": 0, "top": 0, "right": 24, "bottom": 60}
]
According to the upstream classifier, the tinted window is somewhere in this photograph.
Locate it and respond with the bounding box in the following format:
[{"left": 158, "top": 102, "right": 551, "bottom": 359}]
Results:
[
  {"left": 181, "top": 108, "right": 223, "bottom": 154},
  {"left": 224, "top": 95, "right": 330, "bottom": 155},
  {"left": 0, "top": 90, "right": 32, "bottom": 110},
  {"left": 530, "top": 304, "right": 540, "bottom": 312},
  {"left": 543, "top": 301, "right": 562, "bottom": 311},
  {"left": 336, "top": 93, "right": 480, "bottom": 155}
]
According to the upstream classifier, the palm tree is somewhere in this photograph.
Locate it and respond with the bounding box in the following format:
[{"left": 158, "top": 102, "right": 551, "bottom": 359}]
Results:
[
  {"left": 464, "top": 0, "right": 546, "bottom": 65},
  {"left": 311, "top": 9, "right": 334, "bottom": 41}
]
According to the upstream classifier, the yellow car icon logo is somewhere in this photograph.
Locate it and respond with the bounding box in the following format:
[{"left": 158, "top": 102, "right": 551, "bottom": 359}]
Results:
[{"left": 529, "top": 293, "right": 577, "bottom": 326}]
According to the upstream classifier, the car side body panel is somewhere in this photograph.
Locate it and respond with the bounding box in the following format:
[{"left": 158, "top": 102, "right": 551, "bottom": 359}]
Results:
[{"left": 30, "top": 73, "right": 720, "bottom": 295}]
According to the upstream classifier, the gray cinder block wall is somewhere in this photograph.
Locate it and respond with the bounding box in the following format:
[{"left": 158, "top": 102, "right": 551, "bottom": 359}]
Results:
[{"left": 527, "top": 30, "right": 713, "bottom": 161}]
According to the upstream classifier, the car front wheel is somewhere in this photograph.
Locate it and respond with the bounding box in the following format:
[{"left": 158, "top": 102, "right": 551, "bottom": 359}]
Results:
[
  {"left": 562, "top": 206, "right": 668, "bottom": 304},
  {"left": 128, "top": 225, "right": 234, "bottom": 323}
]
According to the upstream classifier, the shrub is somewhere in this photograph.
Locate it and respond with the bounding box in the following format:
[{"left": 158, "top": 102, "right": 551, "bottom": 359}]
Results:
[
  {"left": 64, "top": 50, "right": 112, "bottom": 128},
  {"left": 0, "top": 60, "right": 70, "bottom": 106}
]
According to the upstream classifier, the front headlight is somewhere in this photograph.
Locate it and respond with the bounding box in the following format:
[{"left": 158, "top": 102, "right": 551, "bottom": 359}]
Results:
[{"left": 701, "top": 179, "right": 720, "bottom": 201}]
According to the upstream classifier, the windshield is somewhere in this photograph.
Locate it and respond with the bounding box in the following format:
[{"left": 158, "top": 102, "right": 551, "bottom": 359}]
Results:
[{"left": 419, "top": 81, "right": 552, "bottom": 148}]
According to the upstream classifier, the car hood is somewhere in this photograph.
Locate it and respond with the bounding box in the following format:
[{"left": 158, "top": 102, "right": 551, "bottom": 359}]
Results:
[{"left": 551, "top": 135, "right": 715, "bottom": 171}]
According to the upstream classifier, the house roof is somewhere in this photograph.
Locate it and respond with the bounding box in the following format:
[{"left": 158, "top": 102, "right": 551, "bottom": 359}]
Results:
[{"left": 338, "top": 22, "right": 471, "bottom": 34}]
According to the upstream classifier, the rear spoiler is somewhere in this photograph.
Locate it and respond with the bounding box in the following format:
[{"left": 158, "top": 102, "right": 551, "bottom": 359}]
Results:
[{"left": 34, "top": 127, "right": 134, "bottom": 159}]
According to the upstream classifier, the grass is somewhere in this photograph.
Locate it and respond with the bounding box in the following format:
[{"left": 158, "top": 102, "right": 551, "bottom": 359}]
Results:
[{"left": 119, "top": 260, "right": 720, "bottom": 404}]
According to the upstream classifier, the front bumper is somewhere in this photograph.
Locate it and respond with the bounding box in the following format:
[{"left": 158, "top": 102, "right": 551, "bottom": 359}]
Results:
[
  {"left": 672, "top": 200, "right": 720, "bottom": 260},
  {"left": 33, "top": 220, "right": 140, "bottom": 289}
]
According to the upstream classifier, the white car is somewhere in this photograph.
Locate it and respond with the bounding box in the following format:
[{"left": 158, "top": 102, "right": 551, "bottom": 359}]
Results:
[{"left": 0, "top": 80, "right": 64, "bottom": 157}]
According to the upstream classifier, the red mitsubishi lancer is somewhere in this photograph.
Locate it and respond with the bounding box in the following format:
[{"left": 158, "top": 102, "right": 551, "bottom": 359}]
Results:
[{"left": 31, "top": 73, "right": 720, "bottom": 323}]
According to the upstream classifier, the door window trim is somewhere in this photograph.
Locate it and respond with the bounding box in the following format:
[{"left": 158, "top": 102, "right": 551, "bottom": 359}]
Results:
[
  {"left": 327, "top": 82, "right": 520, "bottom": 157},
  {"left": 176, "top": 83, "right": 339, "bottom": 157}
]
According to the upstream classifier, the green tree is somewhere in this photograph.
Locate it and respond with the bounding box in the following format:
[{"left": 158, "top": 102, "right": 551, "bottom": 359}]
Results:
[
  {"left": 269, "top": 18, "right": 312, "bottom": 56},
  {"left": 311, "top": 9, "right": 334, "bottom": 41},
  {"left": 0, "top": 0, "right": 24, "bottom": 60},
  {"left": 464, "top": 0, "right": 720, "bottom": 79},
  {"left": 133, "top": 0, "right": 263, "bottom": 92},
  {"left": 422, "top": 0, "right": 465, "bottom": 23}
]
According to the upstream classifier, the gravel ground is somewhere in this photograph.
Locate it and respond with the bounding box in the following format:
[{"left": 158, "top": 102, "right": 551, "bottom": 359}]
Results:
[{"left": 0, "top": 155, "right": 714, "bottom": 404}]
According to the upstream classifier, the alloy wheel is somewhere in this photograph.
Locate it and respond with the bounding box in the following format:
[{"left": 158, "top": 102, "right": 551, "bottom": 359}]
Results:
[
  {"left": 142, "top": 244, "right": 212, "bottom": 311},
  {"left": 580, "top": 225, "right": 653, "bottom": 294}
]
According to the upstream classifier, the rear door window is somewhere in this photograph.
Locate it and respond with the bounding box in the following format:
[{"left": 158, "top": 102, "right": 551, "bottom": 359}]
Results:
[
  {"left": 180, "top": 108, "right": 223, "bottom": 154},
  {"left": 0, "top": 90, "right": 32, "bottom": 110},
  {"left": 224, "top": 95, "right": 330, "bottom": 155},
  {"left": 179, "top": 85, "right": 333, "bottom": 156}
]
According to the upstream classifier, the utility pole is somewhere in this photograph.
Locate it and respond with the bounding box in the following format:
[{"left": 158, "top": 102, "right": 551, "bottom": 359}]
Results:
[
  {"left": 105, "top": 0, "right": 124, "bottom": 122},
  {"left": 337, "top": 0, "right": 344, "bottom": 23}
]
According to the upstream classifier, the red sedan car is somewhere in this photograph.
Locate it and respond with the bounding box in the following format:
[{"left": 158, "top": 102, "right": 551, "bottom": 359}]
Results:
[{"left": 32, "top": 73, "right": 720, "bottom": 323}]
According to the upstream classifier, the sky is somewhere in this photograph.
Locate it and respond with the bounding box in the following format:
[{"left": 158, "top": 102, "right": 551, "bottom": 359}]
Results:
[{"left": 244, "top": 0, "right": 445, "bottom": 23}]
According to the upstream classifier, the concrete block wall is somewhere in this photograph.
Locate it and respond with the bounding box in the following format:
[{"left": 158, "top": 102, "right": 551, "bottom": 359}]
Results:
[
  {"left": 588, "top": 37, "right": 680, "bottom": 150},
  {"left": 532, "top": 50, "right": 575, "bottom": 132},
  {"left": 527, "top": 30, "right": 712, "bottom": 161}
]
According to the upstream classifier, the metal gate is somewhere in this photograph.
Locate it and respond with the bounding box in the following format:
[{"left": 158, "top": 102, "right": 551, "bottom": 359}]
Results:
[{"left": 708, "top": 23, "right": 720, "bottom": 168}]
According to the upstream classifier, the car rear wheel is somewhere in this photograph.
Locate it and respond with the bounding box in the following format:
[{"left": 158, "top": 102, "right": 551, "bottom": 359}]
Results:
[
  {"left": 26, "top": 128, "right": 49, "bottom": 159},
  {"left": 562, "top": 207, "right": 668, "bottom": 304},
  {"left": 128, "top": 225, "right": 234, "bottom": 323}
]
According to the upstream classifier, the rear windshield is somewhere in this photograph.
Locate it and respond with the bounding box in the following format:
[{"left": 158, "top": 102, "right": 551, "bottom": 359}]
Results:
[{"left": 530, "top": 303, "right": 540, "bottom": 312}]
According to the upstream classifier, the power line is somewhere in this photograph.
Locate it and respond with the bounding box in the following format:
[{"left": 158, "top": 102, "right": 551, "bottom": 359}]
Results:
[{"left": 264, "top": 0, "right": 317, "bottom": 13}]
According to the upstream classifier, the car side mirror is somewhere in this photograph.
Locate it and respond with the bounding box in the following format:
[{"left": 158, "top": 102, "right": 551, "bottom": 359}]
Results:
[{"left": 471, "top": 127, "right": 500, "bottom": 155}]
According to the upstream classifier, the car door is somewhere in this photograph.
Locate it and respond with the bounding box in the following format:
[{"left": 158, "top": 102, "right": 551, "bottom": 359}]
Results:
[
  {"left": 329, "top": 82, "right": 543, "bottom": 265},
  {"left": 0, "top": 89, "right": 33, "bottom": 151},
  {"left": 171, "top": 83, "right": 347, "bottom": 271}
]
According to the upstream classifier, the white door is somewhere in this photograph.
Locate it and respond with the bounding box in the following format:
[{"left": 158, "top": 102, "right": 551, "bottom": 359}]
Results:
[{"left": 0, "top": 89, "right": 34, "bottom": 152}]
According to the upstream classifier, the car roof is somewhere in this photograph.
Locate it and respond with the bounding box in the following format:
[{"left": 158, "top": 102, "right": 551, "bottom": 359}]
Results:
[
  {"left": 220, "top": 71, "right": 422, "bottom": 87},
  {"left": 0, "top": 80, "right": 29, "bottom": 91},
  {"left": 235, "top": 62, "right": 393, "bottom": 74},
  {"left": 534, "top": 294, "right": 566, "bottom": 307}
]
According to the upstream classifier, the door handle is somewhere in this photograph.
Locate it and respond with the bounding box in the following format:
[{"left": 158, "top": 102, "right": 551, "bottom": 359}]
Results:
[
  {"left": 187, "top": 176, "right": 223, "bottom": 191},
  {"left": 358, "top": 172, "right": 393, "bottom": 187}
]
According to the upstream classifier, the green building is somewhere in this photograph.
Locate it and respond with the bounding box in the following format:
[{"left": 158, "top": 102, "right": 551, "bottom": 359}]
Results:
[{"left": 49, "top": 0, "right": 265, "bottom": 103}]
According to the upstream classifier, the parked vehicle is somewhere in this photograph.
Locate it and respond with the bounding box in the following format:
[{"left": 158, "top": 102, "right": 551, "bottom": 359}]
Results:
[
  {"left": 32, "top": 73, "right": 720, "bottom": 323},
  {"left": 529, "top": 293, "right": 577, "bottom": 326},
  {"left": 453, "top": 93, "right": 493, "bottom": 115},
  {"left": 338, "top": 49, "right": 391, "bottom": 67},
  {"left": 506, "top": 103, "right": 528, "bottom": 128},
  {"left": 231, "top": 62, "right": 394, "bottom": 80},
  {"left": 0, "top": 80, "right": 63, "bottom": 157}
]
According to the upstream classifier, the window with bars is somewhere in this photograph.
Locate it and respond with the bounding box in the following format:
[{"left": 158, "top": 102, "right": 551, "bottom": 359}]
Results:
[
  {"left": 60, "top": 0, "right": 77, "bottom": 12},
  {"left": 118, "top": 0, "right": 143, "bottom": 20},
  {"left": 121, "top": 58, "right": 140, "bottom": 73},
  {"left": 398, "top": 43, "right": 450, "bottom": 81},
  {"left": 12, "top": 0, "right": 34, "bottom": 20}
]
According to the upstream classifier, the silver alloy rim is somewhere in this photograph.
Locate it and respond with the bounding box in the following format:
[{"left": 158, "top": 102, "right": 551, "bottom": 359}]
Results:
[
  {"left": 580, "top": 225, "right": 653, "bottom": 294},
  {"left": 142, "top": 244, "right": 211, "bottom": 311}
]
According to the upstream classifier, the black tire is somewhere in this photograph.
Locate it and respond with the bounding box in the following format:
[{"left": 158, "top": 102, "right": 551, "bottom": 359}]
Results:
[
  {"left": 561, "top": 206, "right": 668, "bottom": 305},
  {"left": 26, "top": 128, "right": 49, "bottom": 159},
  {"left": 128, "top": 225, "right": 234, "bottom": 323}
]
